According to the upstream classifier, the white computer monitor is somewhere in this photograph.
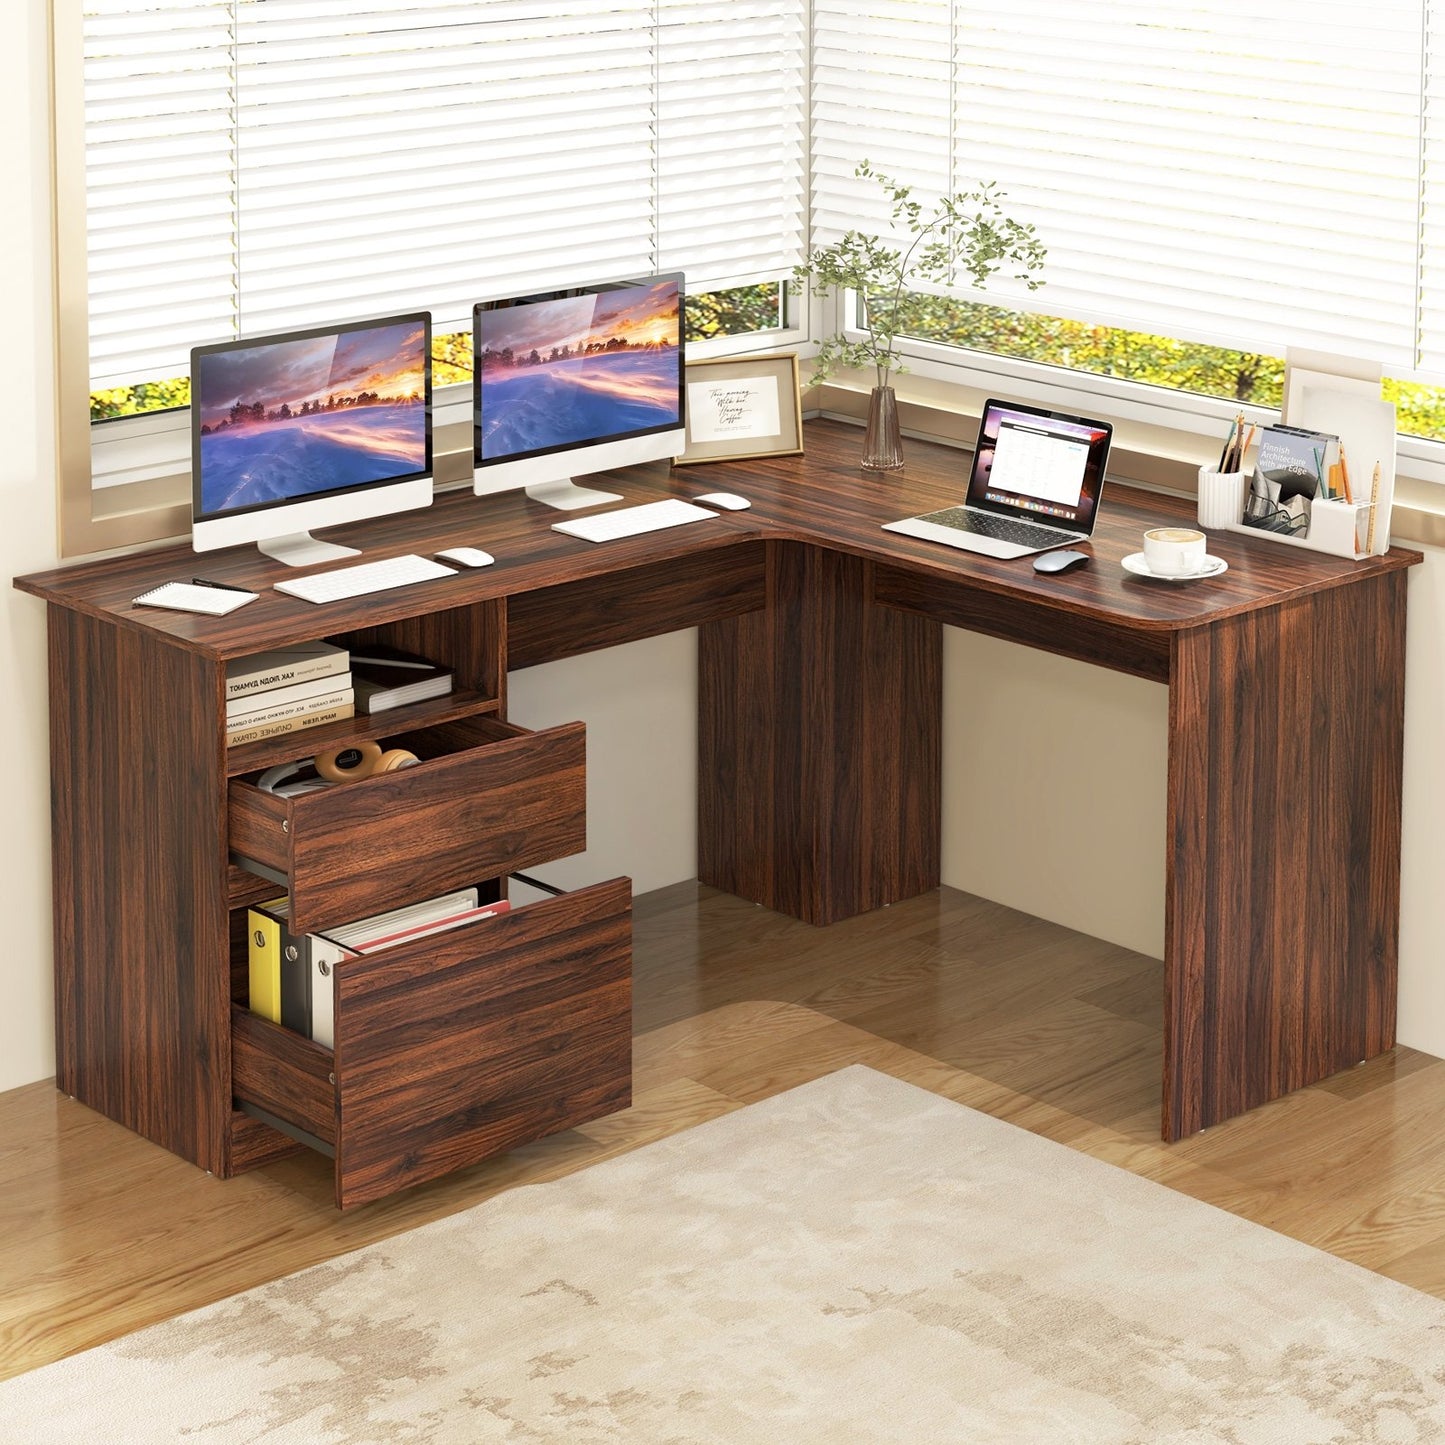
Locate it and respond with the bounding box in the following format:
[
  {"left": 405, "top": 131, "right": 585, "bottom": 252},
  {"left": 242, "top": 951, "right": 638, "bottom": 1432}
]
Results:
[
  {"left": 472, "top": 273, "right": 685, "bottom": 509},
  {"left": 191, "top": 313, "right": 433, "bottom": 565}
]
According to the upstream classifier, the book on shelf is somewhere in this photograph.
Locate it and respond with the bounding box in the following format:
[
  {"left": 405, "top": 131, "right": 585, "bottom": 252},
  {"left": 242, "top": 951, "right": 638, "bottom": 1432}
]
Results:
[
  {"left": 349, "top": 644, "right": 454, "bottom": 714},
  {"left": 225, "top": 641, "right": 349, "bottom": 701},
  {"left": 226, "top": 672, "right": 354, "bottom": 723},
  {"left": 252, "top": 888, "right": 492, "bottom": 1046},
  {"left": 226, "top": 698, "right": 354, "bottom": 748},
  {"left": 1244, "top": 423, "right": 1339, "bottom": 539}
]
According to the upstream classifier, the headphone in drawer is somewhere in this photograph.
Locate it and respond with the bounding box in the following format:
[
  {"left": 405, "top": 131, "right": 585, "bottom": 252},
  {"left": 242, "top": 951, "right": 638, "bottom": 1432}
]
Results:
[{"left": 258, "top": 741, "right": 419, "bottom": 796}]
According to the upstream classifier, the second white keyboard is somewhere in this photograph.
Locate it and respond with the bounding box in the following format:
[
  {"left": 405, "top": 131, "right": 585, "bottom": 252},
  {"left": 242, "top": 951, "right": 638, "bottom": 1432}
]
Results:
[
  {"left": 274, "top": 553, "right": 458, "bottom": 604},
  {"left": 551, "top": 498, "right": 718, "bottom": 543}
]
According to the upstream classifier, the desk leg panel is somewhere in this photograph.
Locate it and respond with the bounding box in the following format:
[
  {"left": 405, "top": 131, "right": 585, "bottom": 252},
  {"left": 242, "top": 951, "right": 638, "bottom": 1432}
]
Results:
[
  {"left": 699, "top": 542, "right": 941, "bottom": 925},
  {"left": 47, "top": 610, "right": 231, "bottom": 1172},
  {"left": 1164, "top": 574, "right": 1404, "bottom": 1139}
]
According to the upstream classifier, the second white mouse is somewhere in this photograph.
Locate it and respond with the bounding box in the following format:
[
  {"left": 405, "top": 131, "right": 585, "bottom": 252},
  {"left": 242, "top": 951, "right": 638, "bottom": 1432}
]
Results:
[
  {"left": 694, "top": 492, "right": 751, "bottom": 511},
  {"left": 436, "top": 546, "right": 496, "bottom": 568}
]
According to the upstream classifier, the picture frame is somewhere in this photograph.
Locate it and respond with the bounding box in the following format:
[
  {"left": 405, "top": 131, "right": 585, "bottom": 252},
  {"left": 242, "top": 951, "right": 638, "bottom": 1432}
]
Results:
[{"left": 674, "top": 352, "right": 804, "bottom": 466}]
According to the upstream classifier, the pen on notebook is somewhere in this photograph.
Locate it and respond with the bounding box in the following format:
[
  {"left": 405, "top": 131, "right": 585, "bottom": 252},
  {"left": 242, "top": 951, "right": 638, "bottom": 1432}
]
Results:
[
  {"left": 348, "top": 653, "right": 434, "bottom": 670},
  {"left": 191, "top": 577, "right": 256, "bottom": 593}
]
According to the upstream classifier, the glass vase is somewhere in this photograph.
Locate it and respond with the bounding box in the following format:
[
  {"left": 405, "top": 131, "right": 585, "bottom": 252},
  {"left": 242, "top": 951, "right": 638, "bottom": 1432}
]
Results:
[{"left": 861, "top": 384, "right": 904, "bottom": 471}]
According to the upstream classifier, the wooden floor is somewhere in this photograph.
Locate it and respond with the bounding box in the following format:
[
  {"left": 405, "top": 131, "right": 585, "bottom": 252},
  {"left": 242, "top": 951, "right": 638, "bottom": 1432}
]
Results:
[{"left": 4, "top": 882, "right": 1445, "bottom": 1381}]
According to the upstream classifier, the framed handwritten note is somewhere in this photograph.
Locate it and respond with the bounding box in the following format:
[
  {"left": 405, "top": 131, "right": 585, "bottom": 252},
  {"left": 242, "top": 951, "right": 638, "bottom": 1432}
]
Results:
[{"left": 675, "top": 353, "right": 803, "bottom": 465}]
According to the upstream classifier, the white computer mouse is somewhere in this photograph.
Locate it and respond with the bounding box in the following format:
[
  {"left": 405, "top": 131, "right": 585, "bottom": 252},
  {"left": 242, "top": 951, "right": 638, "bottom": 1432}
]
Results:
[
  {"left": 436, "top": 546, "right": 496, "bottom": 568},
  {"left": 694, "top": 492, "right": 751, "bottom": 511}
]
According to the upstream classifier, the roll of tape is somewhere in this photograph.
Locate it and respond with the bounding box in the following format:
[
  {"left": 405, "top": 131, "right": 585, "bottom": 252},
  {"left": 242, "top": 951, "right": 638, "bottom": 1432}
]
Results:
[
  {"left": 313, "top": 740, "right": 419, "bottom": 782},
  {"left": 314, "top": 741, "right": 384, "bottom": 782}
]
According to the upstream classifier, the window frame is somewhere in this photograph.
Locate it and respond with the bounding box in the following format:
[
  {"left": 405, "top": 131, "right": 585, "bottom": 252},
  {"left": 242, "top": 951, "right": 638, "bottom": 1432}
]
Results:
[
  {"left": 53, "top": 4, "right": 809, "bottom": 558},
  {"left": 831, "top": 293, "right": 1445, "bottom": 497},
  {"left": 56, "top": 3, "right": 1445, "bottom": 560}
]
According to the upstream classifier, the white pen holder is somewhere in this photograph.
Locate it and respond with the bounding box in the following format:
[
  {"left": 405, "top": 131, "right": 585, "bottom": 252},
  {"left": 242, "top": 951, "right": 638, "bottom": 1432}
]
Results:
[{"left": 1197, "top": 467, "right": 1248, "bottom": 530}]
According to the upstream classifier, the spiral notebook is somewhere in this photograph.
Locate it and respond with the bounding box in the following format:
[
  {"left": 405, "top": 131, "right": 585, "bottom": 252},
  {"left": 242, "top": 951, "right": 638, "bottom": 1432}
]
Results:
[{"left": 131, "top": 581, "right": 259, "bottom": 615}]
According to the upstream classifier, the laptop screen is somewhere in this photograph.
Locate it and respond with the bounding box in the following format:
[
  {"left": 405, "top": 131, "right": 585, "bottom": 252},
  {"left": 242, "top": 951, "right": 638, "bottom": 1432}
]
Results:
[{"left": 965, "top": 399, "right": 1113, "bottom": 534}]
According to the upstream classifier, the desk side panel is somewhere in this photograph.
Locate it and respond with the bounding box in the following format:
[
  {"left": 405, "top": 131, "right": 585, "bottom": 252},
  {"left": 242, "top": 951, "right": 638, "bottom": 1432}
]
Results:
[
  {"left": 699, "top": 542, "right": 941, "bottom": 924},
  {"left": 1163, "top": 571, "right": 1405, "bottom": 1137},
  {"left": 48, "top": 608, "right": 230, "bottom": 1171}
]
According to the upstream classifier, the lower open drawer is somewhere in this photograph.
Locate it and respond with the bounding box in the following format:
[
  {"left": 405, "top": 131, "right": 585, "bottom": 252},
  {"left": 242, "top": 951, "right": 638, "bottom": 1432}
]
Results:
[{"left": 231, "top": 876, "right": 632, "bottom": 1209}]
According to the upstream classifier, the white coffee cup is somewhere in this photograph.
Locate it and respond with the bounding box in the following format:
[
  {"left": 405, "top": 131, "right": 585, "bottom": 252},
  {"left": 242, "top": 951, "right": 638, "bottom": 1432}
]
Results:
[{"left": 1143, "top": 526, "right": 1208, "bottom": 576}]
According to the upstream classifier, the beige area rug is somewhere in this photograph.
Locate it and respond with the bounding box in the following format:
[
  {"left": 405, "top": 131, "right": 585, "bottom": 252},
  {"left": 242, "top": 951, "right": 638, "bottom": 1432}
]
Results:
[{"left": 6, "top": 1067, "right": 1445, "bottom": 1443}]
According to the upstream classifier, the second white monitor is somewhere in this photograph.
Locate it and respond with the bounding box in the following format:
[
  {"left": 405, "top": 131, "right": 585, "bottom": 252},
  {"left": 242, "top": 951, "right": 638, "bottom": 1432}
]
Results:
[{"left": 472, "top": 272, "right": 685, "bottom": 509}]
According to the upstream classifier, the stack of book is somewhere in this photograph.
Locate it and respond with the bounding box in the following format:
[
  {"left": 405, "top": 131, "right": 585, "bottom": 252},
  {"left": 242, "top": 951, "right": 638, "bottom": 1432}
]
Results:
[{"left": 226, "top": 641, "right": 354, "bottom": 747}]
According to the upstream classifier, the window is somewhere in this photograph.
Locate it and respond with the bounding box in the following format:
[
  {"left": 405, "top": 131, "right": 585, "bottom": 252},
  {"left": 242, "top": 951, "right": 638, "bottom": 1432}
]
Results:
[
  {"left": 92, "top": 282, "right": 790, "bottom": 418},
  {"left": 883, "top": 297, "right": 1445, "bottom": 445},
  {"left": 63, "top": 3, "right": 1445, "bottom": 555},
  {"left": 59, "top": 1, "right": 806, "bottom": 553},
  {"left": 812, "top": 1, "right": 1445, "bottom": 454}
]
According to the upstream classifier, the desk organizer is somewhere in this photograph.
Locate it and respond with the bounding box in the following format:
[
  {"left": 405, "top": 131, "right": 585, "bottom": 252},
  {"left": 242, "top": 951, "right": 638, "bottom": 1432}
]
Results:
[{"left": 1200, "top": 470, "right": 1382, "bottom": 560}]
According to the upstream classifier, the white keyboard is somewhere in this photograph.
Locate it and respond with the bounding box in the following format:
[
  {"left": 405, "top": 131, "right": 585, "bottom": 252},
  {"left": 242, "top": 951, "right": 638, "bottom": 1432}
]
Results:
[
  {"left": 274, "top": 553, "right": 458, "bottom": 604},
  {"left": 551, "top": 498, "right": 717, "bottom": 543}
]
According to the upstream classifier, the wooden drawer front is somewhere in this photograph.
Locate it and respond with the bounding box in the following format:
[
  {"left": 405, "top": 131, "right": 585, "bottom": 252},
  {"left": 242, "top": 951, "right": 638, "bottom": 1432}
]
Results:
[
  {"left": 229, "top": 877, "right": 633, "bottom": 1207},
  {"left": 228, "top": 716, "right": 587, "bottom": 935},
  {"left": 333, "top": 876, "right": 631, "bottom": 1209}
]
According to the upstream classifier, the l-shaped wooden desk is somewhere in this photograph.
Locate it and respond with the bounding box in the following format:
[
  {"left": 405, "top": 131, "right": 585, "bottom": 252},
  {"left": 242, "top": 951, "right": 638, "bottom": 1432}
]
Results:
[{"left": 16, "top": 420, "right": 1420, "bottom": 1205}]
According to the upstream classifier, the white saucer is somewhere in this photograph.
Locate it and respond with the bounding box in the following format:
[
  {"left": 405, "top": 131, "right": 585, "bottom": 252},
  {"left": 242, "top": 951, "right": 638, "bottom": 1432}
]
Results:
[{"left": 1121, "top": 552, "right": 1229, "bottom": 582}]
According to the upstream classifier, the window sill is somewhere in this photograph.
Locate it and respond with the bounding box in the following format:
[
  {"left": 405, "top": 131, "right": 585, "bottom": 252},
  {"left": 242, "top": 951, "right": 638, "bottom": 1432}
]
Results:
[{"left": 814, "top": 375, "right": 1445, "bottom": 551}]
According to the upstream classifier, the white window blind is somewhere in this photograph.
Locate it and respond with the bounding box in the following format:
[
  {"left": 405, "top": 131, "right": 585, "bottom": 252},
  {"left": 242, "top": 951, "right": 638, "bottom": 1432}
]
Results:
[
  {"left": 83, "top": 0, "right": 807, "bottom": 392},
  {"left": 813, "top": 1, "right": 1445, "bottom": 379}
]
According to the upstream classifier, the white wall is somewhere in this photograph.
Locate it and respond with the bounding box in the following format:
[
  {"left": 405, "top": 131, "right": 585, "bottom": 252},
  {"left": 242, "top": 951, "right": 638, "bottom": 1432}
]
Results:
[
  {"left": 4, "top": 0, "right": 1443, "bottom": 1092},
  {"left": 2, "top": 0, "right": 62, "bottom": 1093},
  {"left": 941, "top": 551, "right": 1445, "bottom": 1063},
  {"left": 1398, "top": 546, "right": 1445, "bottom": 1055},
  {"left": 507, "top": 632, "right": 698, "bottom": 895},
  {"left": 941, "top": 629, "right": 1168, "bottom": 957}
]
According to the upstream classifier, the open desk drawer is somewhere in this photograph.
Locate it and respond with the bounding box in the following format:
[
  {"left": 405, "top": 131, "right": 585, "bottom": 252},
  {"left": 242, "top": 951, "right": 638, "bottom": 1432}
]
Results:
[
  {"left": 228, "top": 716, "right": 587, "bottom": 935},
  {"left": 231, "top": 876, "right": 632, "bottom": 1209}
]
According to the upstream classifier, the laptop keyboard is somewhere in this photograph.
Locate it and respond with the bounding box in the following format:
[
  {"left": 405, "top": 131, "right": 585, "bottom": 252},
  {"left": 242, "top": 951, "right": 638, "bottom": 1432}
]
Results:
[{"left": 917, "top": 507, "right": 1081, "bottom": 550}]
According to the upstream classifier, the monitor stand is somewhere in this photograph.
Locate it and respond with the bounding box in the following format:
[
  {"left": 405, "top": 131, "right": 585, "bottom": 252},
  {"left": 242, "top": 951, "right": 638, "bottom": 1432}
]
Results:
[
  {"left": 257, "top": 532, "right": 362, "bottom": 567},
  {"left": 524, "top": 479, "right": 623, "bottom": 511}
]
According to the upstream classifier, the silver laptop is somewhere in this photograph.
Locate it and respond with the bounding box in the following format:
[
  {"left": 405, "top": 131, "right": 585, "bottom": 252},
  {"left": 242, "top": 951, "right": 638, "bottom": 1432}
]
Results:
[{"left": 884, "top": 398, "right": 1114, "bottom": 558}]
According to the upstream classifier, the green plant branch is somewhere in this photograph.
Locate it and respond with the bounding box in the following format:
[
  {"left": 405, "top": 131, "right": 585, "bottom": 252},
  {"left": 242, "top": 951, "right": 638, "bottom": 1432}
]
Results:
[{"left": 795, "top": 161, "right": 1046, "bottom": 390}]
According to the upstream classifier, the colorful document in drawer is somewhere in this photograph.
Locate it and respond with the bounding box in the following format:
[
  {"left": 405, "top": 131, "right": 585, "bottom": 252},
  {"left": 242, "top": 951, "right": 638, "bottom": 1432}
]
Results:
[
  {"left": 248, "top": 886, "right": 495, "bottom": 1044},
  {"left": 231, "top": 876, "right": 633, "bottom": 1208},
  {"left": 228, "top": 716, "right": 587, "bottom": 935}
]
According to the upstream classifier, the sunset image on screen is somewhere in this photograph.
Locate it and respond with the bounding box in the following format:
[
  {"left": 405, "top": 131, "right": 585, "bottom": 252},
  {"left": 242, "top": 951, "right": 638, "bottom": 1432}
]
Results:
[
  {"left": 477, "top": 279, "right": 680, "bottom": 459},
  {"left": 196, "top": 320, "right": 428, "bottom": 513}
]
